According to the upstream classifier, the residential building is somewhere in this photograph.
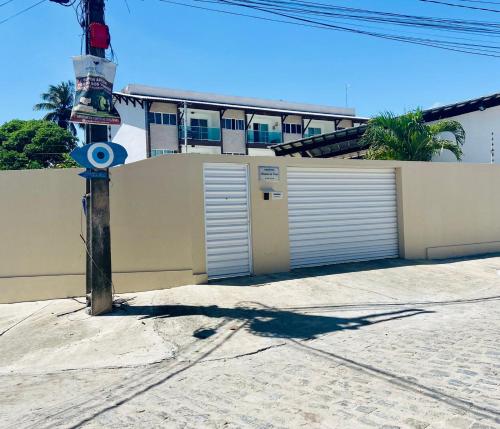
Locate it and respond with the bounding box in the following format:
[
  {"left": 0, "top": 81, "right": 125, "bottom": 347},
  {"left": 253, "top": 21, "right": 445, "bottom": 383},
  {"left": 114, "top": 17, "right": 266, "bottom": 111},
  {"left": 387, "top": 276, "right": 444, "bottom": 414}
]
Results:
[
  {"left": 273, "top": 92, "right": 500, "bottom": 163},
  {"left": 425, "top": 93, "right": 500, "bottom": 163},
  {"left": 111, "top": 85, "right": 368, "bottom": 162}
]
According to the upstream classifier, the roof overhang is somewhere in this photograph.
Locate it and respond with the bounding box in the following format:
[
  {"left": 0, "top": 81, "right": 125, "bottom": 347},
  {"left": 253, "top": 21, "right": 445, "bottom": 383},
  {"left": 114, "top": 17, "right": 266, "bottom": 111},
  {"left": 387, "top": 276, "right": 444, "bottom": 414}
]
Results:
[
  {"left": 113, "top": 91, "right": 369, "bottom": 122},
  {"left": 272, "top": 125, "right": 368, "bottom": 157},
  {"left": 423, "top": 92, "right": 500, "bottom": 121}
]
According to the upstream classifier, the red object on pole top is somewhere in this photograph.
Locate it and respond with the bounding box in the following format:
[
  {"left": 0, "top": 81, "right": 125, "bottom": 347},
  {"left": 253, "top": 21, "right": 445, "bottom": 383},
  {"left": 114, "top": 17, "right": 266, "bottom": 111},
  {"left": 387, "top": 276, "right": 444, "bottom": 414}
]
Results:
[{"left": 89, "top": 22, "right": 110, "bottom": 50}]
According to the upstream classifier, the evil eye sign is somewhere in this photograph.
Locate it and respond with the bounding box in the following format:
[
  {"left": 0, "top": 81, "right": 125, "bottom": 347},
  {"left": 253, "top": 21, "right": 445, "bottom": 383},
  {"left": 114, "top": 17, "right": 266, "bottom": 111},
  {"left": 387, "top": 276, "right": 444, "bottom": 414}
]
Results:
[{"left": 70, "top": 142, "right": 128, "bottom": 170}]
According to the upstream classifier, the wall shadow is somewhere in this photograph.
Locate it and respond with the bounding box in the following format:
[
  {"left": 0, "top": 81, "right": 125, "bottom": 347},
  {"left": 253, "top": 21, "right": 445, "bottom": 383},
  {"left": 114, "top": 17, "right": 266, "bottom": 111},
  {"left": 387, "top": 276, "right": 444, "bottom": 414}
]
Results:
[
  {"left": 114, "top": 303, "right": 433, "bottom": 340},
  {"left": 211, "top": 253, "right": 500, "bottom": 287}
]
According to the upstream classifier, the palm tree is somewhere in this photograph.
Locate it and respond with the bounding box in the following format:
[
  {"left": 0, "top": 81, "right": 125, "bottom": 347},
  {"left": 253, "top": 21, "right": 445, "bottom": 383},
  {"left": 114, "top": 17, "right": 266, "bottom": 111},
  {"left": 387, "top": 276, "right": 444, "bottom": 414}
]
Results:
[
  {"left": 34, "top": 81, "right": 77, "bottom": 136},
  {"left": 361, "top": 109, "right": 465, "bottom": 161}
]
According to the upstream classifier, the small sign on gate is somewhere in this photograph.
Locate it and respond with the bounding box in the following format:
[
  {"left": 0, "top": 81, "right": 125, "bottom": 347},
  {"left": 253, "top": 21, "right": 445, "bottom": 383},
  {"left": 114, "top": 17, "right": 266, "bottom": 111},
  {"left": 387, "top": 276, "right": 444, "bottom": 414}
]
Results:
[{"left": 259, "top": 166, "right": 280, "bottom": 181}]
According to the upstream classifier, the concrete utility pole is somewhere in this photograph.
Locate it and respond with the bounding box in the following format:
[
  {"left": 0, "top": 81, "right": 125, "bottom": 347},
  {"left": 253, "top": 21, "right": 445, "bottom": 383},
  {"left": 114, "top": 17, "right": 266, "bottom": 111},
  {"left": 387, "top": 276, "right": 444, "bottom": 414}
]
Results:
[{"left": 84, "top": 0, "right": 113, "bottom": 315}]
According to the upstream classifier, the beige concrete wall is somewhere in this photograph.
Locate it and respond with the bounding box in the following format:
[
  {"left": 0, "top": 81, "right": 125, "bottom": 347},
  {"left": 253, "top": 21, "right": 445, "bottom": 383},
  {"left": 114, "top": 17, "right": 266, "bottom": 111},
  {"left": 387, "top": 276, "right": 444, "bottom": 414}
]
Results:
[
  {"left": 3, "top": 154, "right": 500, "bottom": 304},
  {"left": 0, "top": 157, "right": 206, "bottom": 304},
  {"left": 397, "top": 162, "right": 500, "bottom": 259}
]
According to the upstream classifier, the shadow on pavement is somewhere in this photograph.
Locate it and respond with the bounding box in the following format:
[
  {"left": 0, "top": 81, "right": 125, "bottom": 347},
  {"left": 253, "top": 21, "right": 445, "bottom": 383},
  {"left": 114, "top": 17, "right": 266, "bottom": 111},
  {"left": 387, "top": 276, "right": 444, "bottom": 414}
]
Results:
[
  {"left": 211, "top": 253, "right": 500, "bottom": 287},
  {"left": 113, "top": 303, "right": 433, "bottom": 340}
]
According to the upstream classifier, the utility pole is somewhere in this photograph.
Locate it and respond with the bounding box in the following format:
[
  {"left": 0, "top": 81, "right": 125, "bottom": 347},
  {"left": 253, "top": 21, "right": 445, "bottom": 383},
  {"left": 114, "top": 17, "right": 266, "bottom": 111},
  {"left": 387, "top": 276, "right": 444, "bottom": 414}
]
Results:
[{"left": 84, "top": 0, "right": 113, "bottom": 315}]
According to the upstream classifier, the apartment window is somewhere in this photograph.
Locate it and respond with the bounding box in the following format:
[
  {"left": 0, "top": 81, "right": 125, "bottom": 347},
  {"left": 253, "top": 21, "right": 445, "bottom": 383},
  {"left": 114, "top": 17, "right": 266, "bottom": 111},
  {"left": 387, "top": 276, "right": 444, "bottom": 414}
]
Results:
[
  {"left": 222, "top": 118, "right": 245, "bottom": 130},
  {"left": 162, "top": 113, "right": 177, "bottom": 125},
  {"left": 148, "top": 112, "right": 177, "bottom": 126},
  {"left": 282, "top": 123, "right": 303, "bottom": 134},
  {"left": 190, "top": 118, "right": 209, "bottom": 140}
]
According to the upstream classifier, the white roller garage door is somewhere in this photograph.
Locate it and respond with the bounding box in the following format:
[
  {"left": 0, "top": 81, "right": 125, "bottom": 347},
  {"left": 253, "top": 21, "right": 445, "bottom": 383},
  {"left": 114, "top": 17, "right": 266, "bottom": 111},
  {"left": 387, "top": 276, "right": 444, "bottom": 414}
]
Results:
[
  {"left": 203, "top": 163, "right": 252, "bottom": 279},
  {"left": 288, "top": 167, "right": 399, "bottom": 269}
]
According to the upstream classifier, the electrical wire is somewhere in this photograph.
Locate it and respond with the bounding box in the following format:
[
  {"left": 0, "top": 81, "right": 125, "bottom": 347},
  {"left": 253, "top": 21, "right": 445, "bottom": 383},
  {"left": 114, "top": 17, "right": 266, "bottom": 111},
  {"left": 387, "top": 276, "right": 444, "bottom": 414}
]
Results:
[
  {"left": 0, "top": 0, "right": 47, "bottom": 25},
  {"left": 158, "top": 0, "right": 500, "bottom": 57},
  {"left": 419, "top": 0, "right": 500, "bottom": 12},
  {"left": 0, "top": 0, "right": 17, "bottom": 8},
  {"left": 451, "top": 0, "right": 500, "bottom": 4}
]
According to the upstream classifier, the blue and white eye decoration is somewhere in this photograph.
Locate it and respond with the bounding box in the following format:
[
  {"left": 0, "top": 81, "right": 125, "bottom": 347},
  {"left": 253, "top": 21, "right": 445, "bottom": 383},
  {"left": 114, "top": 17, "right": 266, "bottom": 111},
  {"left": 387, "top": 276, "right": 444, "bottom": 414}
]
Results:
[{"left": 70, "top": 142, "right": 128, "bottom": 179}]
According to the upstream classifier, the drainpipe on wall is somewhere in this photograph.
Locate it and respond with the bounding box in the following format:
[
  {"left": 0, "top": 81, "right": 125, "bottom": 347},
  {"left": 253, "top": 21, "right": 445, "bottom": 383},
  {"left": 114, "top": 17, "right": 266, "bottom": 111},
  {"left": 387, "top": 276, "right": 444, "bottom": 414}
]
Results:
[{"left": 184, "top": 101, "right": 188, "bottom": 153}]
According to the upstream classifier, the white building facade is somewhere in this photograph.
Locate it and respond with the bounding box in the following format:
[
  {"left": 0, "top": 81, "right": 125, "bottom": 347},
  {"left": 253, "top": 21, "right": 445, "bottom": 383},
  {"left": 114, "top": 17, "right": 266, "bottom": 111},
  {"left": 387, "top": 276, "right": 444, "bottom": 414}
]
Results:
[
  {"left": 110, "top": 85, "right": 368, "bottom": 163},
  {"left": 425, "top": 93, "right": 500, "bottom": 164}
]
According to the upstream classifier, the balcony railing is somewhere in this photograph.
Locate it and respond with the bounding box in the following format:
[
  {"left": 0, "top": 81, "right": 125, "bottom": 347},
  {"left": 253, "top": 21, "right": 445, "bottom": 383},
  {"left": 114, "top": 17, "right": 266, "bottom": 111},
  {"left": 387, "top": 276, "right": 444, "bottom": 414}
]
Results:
[
  {"left": 179, "top": 126, "right": 221, "bottom": 142},
  {"left": 151, "top": 149, "right": 177, "bottom": 157},
  {"left": 247, "top": 130, "right": 282, "bottom": 145},
  {"left": 304, "top": 130, "right": 323, "bottom": 138}
]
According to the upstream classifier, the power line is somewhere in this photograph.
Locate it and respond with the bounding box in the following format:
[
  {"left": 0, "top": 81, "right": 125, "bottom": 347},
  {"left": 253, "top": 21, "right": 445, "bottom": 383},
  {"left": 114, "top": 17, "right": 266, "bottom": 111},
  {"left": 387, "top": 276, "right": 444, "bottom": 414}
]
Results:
[
  {"left": 214, "top": 0, "right": 500, "bottom": 33},
  {"left": 0, "top": 0, "right": 47, "bottom": 25},
  {"left": 419, "top": 0, "right": 500, "bottom": 12},
  {"left": 449, "top": 0, "right": 500, "bottom": 4},
  {"left": 159, "top": 0, "right": 500, "bottom": 57},
  {"left": 0, "top": 0, "right": 17, "bottom": 8}
]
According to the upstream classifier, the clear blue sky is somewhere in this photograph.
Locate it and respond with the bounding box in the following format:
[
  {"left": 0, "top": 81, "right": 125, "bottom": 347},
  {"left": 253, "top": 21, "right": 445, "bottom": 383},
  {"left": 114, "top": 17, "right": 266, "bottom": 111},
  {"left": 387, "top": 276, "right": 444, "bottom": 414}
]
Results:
[{"left": 0, "top": 0, "right": 499, "bottom": 123}]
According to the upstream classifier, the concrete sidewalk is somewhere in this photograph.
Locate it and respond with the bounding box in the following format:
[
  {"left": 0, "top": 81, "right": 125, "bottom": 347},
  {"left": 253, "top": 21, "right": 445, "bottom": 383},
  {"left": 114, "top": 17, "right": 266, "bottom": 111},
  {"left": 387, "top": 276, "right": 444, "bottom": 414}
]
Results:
[{"left": 1, "top": 256, "right": 500, "bottom": 428}]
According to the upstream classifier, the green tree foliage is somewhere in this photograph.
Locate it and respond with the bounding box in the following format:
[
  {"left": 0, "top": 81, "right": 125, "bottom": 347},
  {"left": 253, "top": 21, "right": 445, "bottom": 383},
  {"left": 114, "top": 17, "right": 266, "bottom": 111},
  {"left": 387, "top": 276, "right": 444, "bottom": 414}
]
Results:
[
  {"left": 0, "top": 119, "right": 77, "bottom": 170},
  {"left": 53, "top": 153, "right": 80, "bottom": 169},
  {"left": 33, "top": 81, "right": 77, "bottom": 136},
  {"left": 361, "top": 110, "right": 465, "bottom": 161}
]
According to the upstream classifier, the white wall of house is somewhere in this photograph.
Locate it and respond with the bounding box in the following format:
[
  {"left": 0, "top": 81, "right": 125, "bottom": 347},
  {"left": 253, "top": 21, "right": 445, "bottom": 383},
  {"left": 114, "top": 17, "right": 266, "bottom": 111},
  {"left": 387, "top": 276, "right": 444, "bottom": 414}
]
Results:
[
  {"left": 111, "top": 101, "right": 147, "bottom": 163},
  {"left": 247, "top": 114, "right": 282, "bottom": 133},
  {"left": 432, "top": 106, "right": 500, "bottom": 164}
]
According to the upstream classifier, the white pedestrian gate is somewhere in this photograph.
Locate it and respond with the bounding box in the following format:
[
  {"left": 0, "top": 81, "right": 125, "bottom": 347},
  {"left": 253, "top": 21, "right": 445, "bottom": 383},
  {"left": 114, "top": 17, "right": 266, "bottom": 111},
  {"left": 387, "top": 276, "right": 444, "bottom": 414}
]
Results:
[
  {"left": 287, "top": 167, "right": 399, "bottom": 269},
  {"left": 203, "top": 163, "right": 252, "bottom": 279}
]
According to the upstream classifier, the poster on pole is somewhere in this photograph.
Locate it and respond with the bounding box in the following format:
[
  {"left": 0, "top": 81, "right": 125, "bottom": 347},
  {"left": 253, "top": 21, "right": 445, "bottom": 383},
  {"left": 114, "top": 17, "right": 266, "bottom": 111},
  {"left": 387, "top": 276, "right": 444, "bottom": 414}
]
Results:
[{"left": 70, "top": 55, "right": 121, "bottom": 126}]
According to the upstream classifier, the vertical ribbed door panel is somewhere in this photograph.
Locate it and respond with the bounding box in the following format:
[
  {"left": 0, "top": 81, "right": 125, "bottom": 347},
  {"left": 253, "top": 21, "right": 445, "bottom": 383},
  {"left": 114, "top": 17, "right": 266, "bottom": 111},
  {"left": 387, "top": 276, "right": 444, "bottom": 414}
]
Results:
[{"left": 203, "top": 163, "right": 252, "bottom": 279}]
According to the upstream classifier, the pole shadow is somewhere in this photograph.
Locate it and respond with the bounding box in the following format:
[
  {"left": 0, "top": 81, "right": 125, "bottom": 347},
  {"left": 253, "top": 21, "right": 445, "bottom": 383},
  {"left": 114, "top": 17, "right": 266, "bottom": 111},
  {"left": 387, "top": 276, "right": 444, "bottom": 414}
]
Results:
[{"left": 115, "top": 303, "right": 433, "bottom": 340}]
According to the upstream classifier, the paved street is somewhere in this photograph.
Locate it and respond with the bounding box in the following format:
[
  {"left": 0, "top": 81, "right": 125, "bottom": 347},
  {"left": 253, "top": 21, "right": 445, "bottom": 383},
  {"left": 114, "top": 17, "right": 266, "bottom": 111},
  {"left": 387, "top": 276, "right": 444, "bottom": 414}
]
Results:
[{"left": 1, "top": 256, "right": 500, "bottom": 429}]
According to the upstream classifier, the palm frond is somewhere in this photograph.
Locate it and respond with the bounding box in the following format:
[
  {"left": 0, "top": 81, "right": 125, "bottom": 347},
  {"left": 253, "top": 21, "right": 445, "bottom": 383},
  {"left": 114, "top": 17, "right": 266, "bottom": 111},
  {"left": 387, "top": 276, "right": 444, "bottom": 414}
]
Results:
[
  {"left": 362, "top": 109, "right": 466, "bottom": 161},
  {"left": 33, "top": 102, "right": 57, "bottom": 112},
  {"left": 428, "top": 120, "right": 466, "bottom": 146},
  {"left": 43, "top": 112, "right": 57, "bottom": 122},
  {"left": 428, "top": 139, "right": 463, "bottom": 161}
]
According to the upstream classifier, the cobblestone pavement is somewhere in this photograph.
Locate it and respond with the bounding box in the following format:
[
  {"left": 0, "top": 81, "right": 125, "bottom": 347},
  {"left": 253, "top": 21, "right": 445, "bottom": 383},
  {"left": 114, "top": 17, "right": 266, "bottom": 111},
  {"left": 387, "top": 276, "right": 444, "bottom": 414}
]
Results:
[{"left": 1, "top": 256, "right": 500, "bottom": 429}]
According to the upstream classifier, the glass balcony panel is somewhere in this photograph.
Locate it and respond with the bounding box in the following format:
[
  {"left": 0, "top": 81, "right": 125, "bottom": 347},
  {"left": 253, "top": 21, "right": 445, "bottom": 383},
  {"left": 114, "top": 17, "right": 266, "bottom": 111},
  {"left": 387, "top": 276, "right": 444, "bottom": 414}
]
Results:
[
  {"left": 247, "top": 130, "right": 282, "bottom": 144},
  {"left": 304, "top": 128, "right": 322, "bottom": 138},
  {"left": 178, "top": 126, "right": 221, "bottom": 141}
]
